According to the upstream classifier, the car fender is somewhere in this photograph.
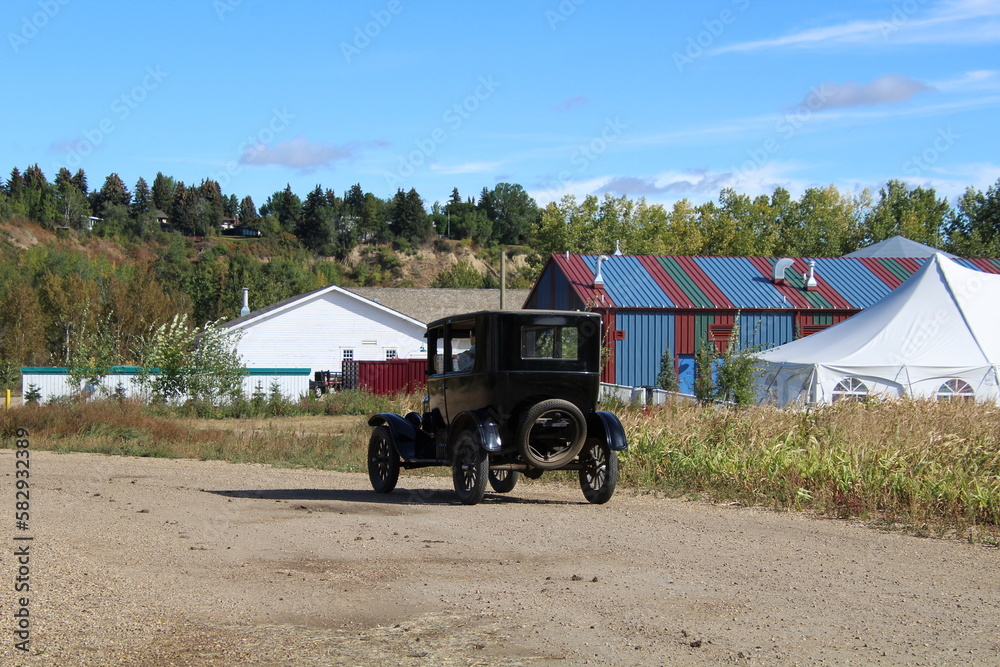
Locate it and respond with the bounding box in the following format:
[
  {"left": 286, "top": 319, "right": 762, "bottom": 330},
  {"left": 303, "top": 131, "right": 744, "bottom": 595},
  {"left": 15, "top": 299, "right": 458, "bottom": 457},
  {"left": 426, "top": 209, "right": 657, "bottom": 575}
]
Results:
[
  {"left": 587, "top": 410, "right": 628, "bottom": 451},
  {"left": 448, "top": 409, "right": 503, "bottom": 453},
  {"left": 368, "top": 413, "right": 421, "bottom": 461}
]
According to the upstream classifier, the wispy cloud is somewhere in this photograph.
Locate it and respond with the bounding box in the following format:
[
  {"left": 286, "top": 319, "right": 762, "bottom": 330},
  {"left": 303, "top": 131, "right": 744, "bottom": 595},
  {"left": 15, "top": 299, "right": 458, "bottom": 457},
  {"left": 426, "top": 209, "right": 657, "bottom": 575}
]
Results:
[
  {"left": 239, "top": 136, "right": 387, "bottom": 170},
  {"left": 809, "top": 74, "right": 935, "bottom": 110},
  {"left": 429, "top": 161, "right": 504, "bottom": 175},
  {"left": 710, "top": 0, "right": 1000, "bottom": 54},
  {"left": 931, "top": 69, "right": 1000, "bottom": 92},
  {"left": 551, "top": 96, "right": 589, "bottom": 113}
]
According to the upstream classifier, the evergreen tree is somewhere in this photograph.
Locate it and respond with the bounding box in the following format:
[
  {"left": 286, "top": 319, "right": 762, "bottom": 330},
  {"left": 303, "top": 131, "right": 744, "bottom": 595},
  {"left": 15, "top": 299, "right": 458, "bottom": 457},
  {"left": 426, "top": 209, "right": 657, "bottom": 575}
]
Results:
[
  {"left": 22, "top": 164, "right": 58, "bottom": 225},
  {"left": 131, "top": 177, "right": 152, "bottom": 218},
  {"left": 297, "top": 185, "right": 335, "bottom": 251},
  {"left": 390, "top": 188, "right": 432, "bottom": 244},
  {"left": 239, "top": 195, "right": 259, "bottom": 227},
  {"left": 151, "top": 171, "right": 177, "bottom": 213},
  {"left": 70, "top": 169, "right": 89, "bottom": 196},
  {"left": 93, "top": 173, "right": 131, "bottom": 215},
  {"left": 693, "top": 338, "right": 717, "bottom": 405},
  {"left": 656, "top": 345, "right": 679, "bottom": 392},
  {"left": 7, "top": 167, "right": 25, "bottom": 200}
]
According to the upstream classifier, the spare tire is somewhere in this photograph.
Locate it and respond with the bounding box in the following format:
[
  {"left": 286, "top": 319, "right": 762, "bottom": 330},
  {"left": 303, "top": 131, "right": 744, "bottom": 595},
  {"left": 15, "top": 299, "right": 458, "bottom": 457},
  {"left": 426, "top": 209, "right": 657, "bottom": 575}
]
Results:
[{"left": 516, "top": 399, "right": 587, "bottom": 470}]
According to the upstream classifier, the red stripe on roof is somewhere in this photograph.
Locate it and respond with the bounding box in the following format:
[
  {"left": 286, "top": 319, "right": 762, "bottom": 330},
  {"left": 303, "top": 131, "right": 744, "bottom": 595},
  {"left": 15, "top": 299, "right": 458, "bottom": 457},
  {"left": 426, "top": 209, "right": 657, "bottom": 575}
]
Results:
[
  {"left": 676, "top": 256, "right": 733, "bottom": 308},
  {"left": 553, "top": 255, "right": 617, "bottom": 309},
  {"left": 896, "top": 258, "right": 922, "bottom": 275},
  {"left": 857, "top": 257, "right": 904, "bottom": 289},
  {"left": 636, "top": 256, "right": 694, "bottom": 308},
  {"left": 746, "top": 257, "right": 812, "bottom": 309},
  {"left": 967, "top": 259, "right": 1000, "bottom": 273}
]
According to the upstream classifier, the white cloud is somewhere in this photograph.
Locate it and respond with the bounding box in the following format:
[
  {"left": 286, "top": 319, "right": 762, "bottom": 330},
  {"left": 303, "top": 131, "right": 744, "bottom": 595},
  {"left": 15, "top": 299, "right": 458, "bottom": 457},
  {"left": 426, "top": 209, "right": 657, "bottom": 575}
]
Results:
[
  {"left": 239, "top": 136, "right": 386, "bottom": 170},
  {"left": 931, "top": 69, "right": 1000, "bottom": 93},
  {"left": 429, "top": 161, "right": 504, "bottom": 175},
  {"left": 528, "top": 164, "right": 817, "bottom": 207},
  {"left": 710, "top": 0, "right": 1000, "bottom": 54},
  {"left": 809, "top": 74, "right": 935, "bottom": 110}
]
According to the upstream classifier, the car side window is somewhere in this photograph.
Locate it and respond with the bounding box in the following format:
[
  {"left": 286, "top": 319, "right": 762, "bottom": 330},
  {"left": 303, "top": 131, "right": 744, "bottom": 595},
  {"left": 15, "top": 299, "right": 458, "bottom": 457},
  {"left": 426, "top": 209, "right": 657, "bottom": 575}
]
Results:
[{"left": 448, "top": 327, "right": 475, "bottom": 372}]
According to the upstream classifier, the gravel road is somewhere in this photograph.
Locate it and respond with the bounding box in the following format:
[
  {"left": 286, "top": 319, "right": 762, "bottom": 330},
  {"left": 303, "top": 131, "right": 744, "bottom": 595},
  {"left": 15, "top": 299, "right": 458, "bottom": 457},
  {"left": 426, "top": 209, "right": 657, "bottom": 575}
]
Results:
[{"left": 2, "top": 449, "right": 999, "bottom": 666}]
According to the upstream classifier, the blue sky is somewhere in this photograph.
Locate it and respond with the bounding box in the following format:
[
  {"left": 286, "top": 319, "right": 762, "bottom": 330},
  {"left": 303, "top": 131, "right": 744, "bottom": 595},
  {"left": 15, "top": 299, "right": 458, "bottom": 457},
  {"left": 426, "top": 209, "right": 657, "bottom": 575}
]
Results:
[{"left": 4, "top": 0, "right": 999, "bottom": 211}]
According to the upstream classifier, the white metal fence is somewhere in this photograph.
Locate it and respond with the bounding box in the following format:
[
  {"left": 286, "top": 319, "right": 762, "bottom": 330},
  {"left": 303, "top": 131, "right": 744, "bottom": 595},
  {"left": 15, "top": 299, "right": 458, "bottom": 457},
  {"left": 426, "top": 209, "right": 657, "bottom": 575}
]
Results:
[{"left": 20, "top": 367, "right": 311, "bottom": 405}]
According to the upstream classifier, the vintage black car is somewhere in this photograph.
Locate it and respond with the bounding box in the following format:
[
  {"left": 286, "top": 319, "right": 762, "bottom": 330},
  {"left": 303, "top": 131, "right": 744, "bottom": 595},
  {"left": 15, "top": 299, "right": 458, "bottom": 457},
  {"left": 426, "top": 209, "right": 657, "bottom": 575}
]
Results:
[{"left": 367, "top": 310, "right": 628, "bottom": 504}]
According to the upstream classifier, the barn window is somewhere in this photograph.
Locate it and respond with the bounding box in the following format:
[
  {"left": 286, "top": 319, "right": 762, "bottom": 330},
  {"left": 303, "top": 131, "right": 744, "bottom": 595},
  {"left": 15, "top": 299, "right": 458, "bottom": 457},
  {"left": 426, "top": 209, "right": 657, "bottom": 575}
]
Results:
[
  {"left": 385, "top": 349, "right": 397, "bottom": 360},
  {"left": 832, "top": 377, "right": 868, "bottom": 402},
  {"left": 937, "top": 379, "right": 974, "bottom": 402}
]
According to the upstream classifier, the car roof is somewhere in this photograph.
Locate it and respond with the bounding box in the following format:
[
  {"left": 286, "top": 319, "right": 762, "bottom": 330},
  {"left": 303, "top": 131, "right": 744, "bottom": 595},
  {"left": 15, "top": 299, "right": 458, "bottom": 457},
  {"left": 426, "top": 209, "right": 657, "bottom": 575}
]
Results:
[{"left": 425, "top": 309, "right": 598, "bottom": 330}]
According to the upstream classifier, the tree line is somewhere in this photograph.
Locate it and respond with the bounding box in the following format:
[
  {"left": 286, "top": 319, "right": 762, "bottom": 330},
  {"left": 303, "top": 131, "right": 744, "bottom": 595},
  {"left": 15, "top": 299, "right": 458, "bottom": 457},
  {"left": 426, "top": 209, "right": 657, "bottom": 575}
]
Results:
[{"left": 2, "top": 161, "right": 1000, "bottom": 376}]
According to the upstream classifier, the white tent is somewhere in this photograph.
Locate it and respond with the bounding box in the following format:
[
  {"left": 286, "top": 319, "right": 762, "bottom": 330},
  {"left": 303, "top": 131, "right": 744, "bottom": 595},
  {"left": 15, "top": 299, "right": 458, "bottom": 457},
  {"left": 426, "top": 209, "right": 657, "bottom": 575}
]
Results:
[{"left": 756, "top": 254, "right": 1000, "bottom": 405}]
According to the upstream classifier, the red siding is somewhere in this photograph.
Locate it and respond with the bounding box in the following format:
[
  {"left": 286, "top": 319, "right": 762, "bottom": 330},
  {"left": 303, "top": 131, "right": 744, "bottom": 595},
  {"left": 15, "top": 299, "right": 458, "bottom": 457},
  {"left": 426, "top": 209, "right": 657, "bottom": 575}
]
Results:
[
  {"left": 357, "top": 359, "right": 427, "bottom": 395},
  {"left": 675, "top": 312, "right": 695, "bottom": 355}
]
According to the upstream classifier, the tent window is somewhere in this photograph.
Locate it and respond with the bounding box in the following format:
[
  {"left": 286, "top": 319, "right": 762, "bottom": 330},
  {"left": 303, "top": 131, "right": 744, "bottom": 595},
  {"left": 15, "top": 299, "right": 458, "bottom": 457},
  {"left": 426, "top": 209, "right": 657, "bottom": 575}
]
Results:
[
  {"left": 832, "top": 377, "right": 868, "bottom": 402},
  {"left": 937, "top": 379, "right": 974, "bottom": 402}
]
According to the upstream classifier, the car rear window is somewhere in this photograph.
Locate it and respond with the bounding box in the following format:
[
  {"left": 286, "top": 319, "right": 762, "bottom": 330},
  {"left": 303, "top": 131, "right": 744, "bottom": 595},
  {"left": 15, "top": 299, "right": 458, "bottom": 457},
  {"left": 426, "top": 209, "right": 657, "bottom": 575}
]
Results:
[{"left": 520, "top": 325, "right": 579, "bottom": 360}]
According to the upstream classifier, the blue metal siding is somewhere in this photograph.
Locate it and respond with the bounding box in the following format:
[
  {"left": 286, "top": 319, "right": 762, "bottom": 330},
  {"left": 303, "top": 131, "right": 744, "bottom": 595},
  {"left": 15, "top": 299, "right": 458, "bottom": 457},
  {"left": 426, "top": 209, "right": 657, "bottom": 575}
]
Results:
[
  {"left": 614, "top": 311, "right": 673, "bottom": 387},
  {"left": 580, "top": 256, "right": 675, "bottom": 308},
  {"left": 737, "top": 312, "right": 795, "bottom": 352}
]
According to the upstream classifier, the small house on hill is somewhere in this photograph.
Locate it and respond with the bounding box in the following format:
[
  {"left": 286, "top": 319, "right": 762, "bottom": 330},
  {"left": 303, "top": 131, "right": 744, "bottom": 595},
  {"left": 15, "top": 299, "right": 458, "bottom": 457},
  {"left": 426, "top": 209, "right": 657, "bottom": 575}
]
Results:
[{"left": 525, "top": 253, "right": 1000, "bottom": 392}]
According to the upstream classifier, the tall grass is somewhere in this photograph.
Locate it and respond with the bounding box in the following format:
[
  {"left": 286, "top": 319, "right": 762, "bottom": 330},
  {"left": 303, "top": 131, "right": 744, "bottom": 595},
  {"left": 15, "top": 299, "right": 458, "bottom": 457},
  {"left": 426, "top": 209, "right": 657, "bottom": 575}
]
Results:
[
  {"left": 619, "top": 399, "right": 1000, "bottom": 539},
  {"left": 3, "top": 395, "right": 999, "bottom": 540}
]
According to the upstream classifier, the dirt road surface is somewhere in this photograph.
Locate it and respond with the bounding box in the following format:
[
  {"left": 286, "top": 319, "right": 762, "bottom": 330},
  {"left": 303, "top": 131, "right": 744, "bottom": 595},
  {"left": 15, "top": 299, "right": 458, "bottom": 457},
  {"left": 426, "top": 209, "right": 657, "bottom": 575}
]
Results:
[{"left": 2, "top": 449, "right": 999, "bottom": 666}]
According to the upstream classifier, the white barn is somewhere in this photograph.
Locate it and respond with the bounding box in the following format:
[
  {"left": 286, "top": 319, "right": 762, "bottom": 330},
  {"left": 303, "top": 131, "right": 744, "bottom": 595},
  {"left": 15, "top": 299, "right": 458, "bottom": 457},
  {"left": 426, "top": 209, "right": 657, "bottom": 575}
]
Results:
[{"left": 223, "top": 285, "right": 427, "bottom": 375}]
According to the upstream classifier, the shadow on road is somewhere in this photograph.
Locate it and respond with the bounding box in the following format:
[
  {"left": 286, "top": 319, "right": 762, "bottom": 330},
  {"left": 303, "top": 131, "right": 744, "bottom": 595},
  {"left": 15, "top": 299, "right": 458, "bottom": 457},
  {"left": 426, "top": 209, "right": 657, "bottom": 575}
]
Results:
[{"left": 202, "top": 487, "right": 577, "bottom": 506}]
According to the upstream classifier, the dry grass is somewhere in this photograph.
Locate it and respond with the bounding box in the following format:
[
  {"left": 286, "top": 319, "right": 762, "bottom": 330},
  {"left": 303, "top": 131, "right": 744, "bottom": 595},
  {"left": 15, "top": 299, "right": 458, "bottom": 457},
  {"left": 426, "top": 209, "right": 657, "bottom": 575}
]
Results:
[
  {"left": 3, "top": 395, "right": 999, "bottom": 540},
  {"left": 618, "top": 398, "right": 1000, "bottom": 540}
]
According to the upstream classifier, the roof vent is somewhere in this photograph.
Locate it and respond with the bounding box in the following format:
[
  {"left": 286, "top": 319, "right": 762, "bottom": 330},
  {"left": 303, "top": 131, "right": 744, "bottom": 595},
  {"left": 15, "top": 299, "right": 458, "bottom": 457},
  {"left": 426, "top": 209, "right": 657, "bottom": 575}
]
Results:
[
  {"left": 613, "top": 239, "right": 623, "bottom": 256},
  {"left": 803, "top": 260, "right": 818, "bottom": 291},
  {"left": 772, "top": 258, "right": 794, "bottom": 285},
  {"left": 240, "top": 287, "right": 250, "bottom": 317},
  {"left": 594, "top": 254, "right": 610, "bottom": 288}
]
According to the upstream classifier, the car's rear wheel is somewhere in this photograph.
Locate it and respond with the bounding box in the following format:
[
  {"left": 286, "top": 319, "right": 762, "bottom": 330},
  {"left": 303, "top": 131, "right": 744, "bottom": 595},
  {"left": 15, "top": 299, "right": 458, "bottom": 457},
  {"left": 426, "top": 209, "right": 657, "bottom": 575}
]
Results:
[
  {"left": 516, "top": 399, "right": 587, "bottom": 470},
  {"left": 367, "top": 425, "right": 400, "bottom": 493},
  {"left": 578, "top": 437, "right": 618, "bottom": 504},
  {"left": 488, "top": 468, "right": 520, "bottom": 493},
  {"left": 452, "top": 430, "right": 488, "bottom": 505}
]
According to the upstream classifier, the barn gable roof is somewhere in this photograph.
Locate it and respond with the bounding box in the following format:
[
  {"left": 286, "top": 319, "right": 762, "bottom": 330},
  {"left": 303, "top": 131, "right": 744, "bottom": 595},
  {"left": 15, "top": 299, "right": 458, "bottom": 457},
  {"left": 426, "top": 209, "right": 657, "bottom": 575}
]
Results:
[
  {"left": 529, "top": 254, "right": 1000, "bottom": 311},
  {"left": 222, "top": 285, "right": 426, "bottom": 331}
]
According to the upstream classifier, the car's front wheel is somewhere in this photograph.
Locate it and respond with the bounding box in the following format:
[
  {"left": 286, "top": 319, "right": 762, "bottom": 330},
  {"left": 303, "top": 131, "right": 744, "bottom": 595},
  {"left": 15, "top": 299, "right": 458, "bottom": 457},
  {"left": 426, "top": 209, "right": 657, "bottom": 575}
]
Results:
[
  {"left": 367, "top": 425, "right": 400, "bottom": 493},
  {"left": 579, "top": 437, "right": 618, "bottom": 504},
  {"left": 452, "top": 430, "right": 488, "bottom": 505},
  {"left": 488, "top": 468, "right": 520, "bottom": 493}
]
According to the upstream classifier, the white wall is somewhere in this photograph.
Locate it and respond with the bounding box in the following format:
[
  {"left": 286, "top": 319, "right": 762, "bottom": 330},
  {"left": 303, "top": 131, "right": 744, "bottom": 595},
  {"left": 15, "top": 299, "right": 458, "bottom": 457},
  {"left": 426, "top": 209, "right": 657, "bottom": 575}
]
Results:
[
  {"left": 21, "top": 368, "right": 311, "bottom": 405},
  {"left": 230, "top": 288, "right": 426, "bottom": 374}
]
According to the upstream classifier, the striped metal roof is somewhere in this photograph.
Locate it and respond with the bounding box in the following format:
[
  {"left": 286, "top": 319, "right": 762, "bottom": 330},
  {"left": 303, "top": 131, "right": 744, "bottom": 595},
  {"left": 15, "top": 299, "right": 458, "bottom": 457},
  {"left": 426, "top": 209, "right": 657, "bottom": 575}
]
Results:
[{"left": 542, "top": 254, "right": 1000, "bottom": 311}]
